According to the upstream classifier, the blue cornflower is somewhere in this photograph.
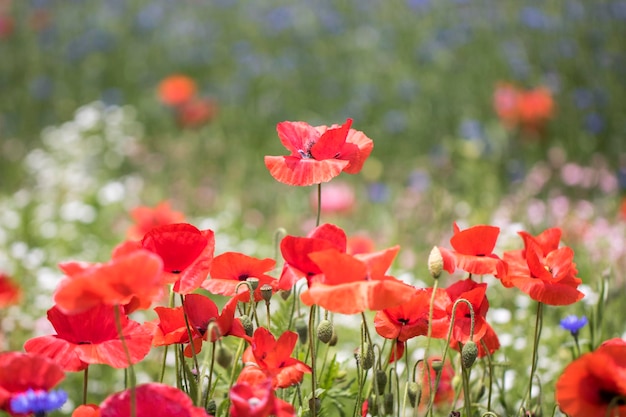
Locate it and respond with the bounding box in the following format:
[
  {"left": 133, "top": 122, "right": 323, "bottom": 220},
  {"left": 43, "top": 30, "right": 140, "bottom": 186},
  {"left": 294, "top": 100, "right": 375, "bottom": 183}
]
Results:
[
  {"left": 10, "top": 388, "right": 68, "bottom": 415},
  {"left": 559, "top": 315, "right": 588, "bottom": 336}
]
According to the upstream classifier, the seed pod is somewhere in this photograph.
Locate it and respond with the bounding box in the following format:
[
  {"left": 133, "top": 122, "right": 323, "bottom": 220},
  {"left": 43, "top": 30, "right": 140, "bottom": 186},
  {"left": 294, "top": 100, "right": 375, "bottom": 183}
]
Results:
[
  {"left": 280, "top": 289, "right": 291, "bottom": 300},
  {"left": 461, "top": 341, "right": 478, "bottom": 369},
  {"left": 216, "top": 345, "right": 233, "bottom": 368},
  {"left": 317, "top": 319, "right": 334, "bottom": 344},
  {"left": 260, "top": 284, "right": 273, "bottom": 303},
  {"left": 375, "top": 369, "right": 387, "bottom": 395},
  {"left": 240, "top": 315, "right": 254, "bottom": 337},
  {"left": 246, "top": 277, "right": 259, "bottom": 291},
  {"left": 407, "top": 382, "right": 421, "bottom": 408},
  {"left": 430, "top": 359, "right": 444, "bottom": 373},
  {"left": 295, "top": 318, "right": 308, "bottom": 345}
]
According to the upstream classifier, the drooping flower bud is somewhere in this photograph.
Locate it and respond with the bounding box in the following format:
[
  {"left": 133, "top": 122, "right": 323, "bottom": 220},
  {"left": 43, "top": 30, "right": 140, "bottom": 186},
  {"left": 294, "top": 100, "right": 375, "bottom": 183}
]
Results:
[
  {"left": 383, "top": 392, "right": 394, "bottom": 414},
  {"left": 329, "top": 330, "right": 338, "bottom": 346},
  {"left": 428, "top": 246, "right": 444, "bottom": 279},
  {"left": 461, "top": 341, "right": 478, "bottom": 369},
  {"left": 216, "top": 345, "right": 233, "bottom": 368},
  {"left": 295, "top": 318, "right": 308, "bottom": 345},
  {"left": 240, "top": 315, "right": 254, "bottom": 337},
  {"left": 317, "top": 319, "right": 334, "bottom": 344},
  {"left": 407, "top": 382, "right": 421, "bottom": 408},
  {"left": 375, "top": 369, "right": 387, "bottom": 395},
  {"left": 360, "top": 344, "right": 375, "bottom": 370}
]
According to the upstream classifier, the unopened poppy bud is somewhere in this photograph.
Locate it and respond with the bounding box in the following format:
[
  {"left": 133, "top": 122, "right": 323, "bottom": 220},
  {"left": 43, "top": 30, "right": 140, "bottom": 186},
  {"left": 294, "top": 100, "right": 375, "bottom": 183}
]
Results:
[
  {"left": 461, "top": 341, "right": 478, "bottom": 369},
  {"left": 383, "top": 392, "right": 394, "bottom": 414},
  {"left": 407, "top": 382, "right": 421, "bottom": 408},
  {"left": 295, "top": 318, "right": 308, "bottom": 345},
  {"left": 361, "top": 344, "right": 375, "bottom": 370},
  {"left": 240, "top": 315, "right": 254, "bottom": 337},
  {"left": 246, "top": 277, "right": 259, "bottom": 291},
  {"left": 216, "top": 345, "right": 233, "bottom": 368},
  {"left": 428, "top": 246, "right": 444, "bottom": 279},
  {"left": 430, "top": 359, "right": 443, "bottom": 373},
  {"left": 375, "top": 369, "right": 387, "bottom": 395},
  {"left": 206, "top": 399, "right": 216, "bottom": 415},
  {"left": 260, "top": 284, "right": 273, "bottom": 303},
  {"left": 308, "top": 397, "right": 321, "bottom": 415},
  {"left": 317, "top": 319, "right": 334, "bottom": 344}
]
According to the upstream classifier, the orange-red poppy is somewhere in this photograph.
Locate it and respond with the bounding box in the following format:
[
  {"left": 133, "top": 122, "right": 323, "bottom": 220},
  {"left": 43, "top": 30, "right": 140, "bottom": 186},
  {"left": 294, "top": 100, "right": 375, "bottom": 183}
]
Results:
[
  {"left": 54, "top": 247, "right": 164, "bottom": 314},
  {"left": 202, "top": 252, "right": 277, "bottom": 301},
  {"left": 230, "top": 379, "right": 295, "bottom": 417},
  {"left": 278, "top": 223, "right": 347, "bottom": 290},
  {"left": 24, "top": 304, "right": 153, "bottom": 371},
  {"left": 126, "top": 201, "right": 185, "bottom": 240},
  {"left": 264, "top": 119, "right": 373, "bottom": 186},
  {"left": 493, "top": 82, "right": 554, "bottom": 136},
  {"left": 555, "top": 343, "right": 626, "bottom": 417},
  {"left": 157, "top": 75, "right": 197, "bottom": 107},
  {"left": 445, "top": 279, "right": 491, "bottom": 345},
  {"left": 99, "top": 383, "right": 207, "bottom": 417},
  {"left": 141, "top": 223, "right": 215, "bottom": 294},
  {"left": 0, "top": 352, "right": 65, "bottom": 416},
  {"left": 438, "top": 223, "right": 502, "bottom": 276},
  {"left": 0, "top": 273, "right": 20, "bottom": 307},
  {"left": 240, "top": 328, "right": 311, "bottom": 389},
  {"left": 72, "top": 404, "right": 100, "bottom": 417},
  {"left": 497, "top": 232, "right": 583, "bottom": 305},
  {"left": 299, "top": 246, "right": 414, "bottom": 314},
  {"left": 176, "top": 97, "right": 218, "bottom": 128}
]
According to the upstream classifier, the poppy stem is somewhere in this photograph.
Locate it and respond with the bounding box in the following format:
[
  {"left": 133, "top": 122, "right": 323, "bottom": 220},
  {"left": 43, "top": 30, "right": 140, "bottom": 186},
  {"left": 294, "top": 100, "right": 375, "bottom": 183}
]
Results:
[
  {"left": 113, "top": 305, "right": 136, "bottom": 417},
  {"left": 480, "top": 339, "right": 494, "bottom": 412},
  {"left": 180, "top": 295, "right": 201, "bottom": 376},
  {"left": 523, "top": 301, "right": 544, "bottom": 415},
  {"left": 159, "top": 345, "right": 168, "bottom": 383},
  {"left": 422, "top": 279, "right": 439, "bottom": 417},
  {"left": 316, "top": 183, "right": 322, "bottom": 227},
  {"left": 308, "top": 304, "right": 318, "bottom": 416},
  {"left": 82, "top": 366, "right": 89, "bottom": 405}
]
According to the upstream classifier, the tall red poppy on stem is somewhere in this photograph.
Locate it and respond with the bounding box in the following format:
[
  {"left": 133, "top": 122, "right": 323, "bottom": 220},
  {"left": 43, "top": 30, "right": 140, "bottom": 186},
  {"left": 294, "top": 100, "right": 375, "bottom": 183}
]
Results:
[
  {"left": 555, "top": 343, "right": 626, "bottom": 417},
  {"left": 278, "top": 223, "right": 347, "bottom": 290},
  {"left": 264, "top": 119, "right": 373, "bottom": 186},
  {"left": 445, "top": 279, "right": 491, "bottom": 345},
  {"left": 0, "top": 352, "right": 65, "bottom": 415},
  {"left": 141, "top": 223, "right": 215, "bottom": 294},
  {"left": 201, "top": 251, "right": 277, "bottom": 301},
  {"left": 438, "top": 223, "right": 502, "bottom": 276},
  {"left": 497, "top": 228, "right": 583, "bottom": 306},
  {"left": 54, "top": 247, "right": 164, "bottom": 314},
  {"left": 239, "top": 328, "right": 310, "bottom": 389},
  {"left": 300, "top": 246, "right": 415, "bottom": 314},
  {"left": 24, "top": 304, "right": 153, "bottom": 371},
  {"left": 99, "top": 383, "right": 207, "bottom": 417}
]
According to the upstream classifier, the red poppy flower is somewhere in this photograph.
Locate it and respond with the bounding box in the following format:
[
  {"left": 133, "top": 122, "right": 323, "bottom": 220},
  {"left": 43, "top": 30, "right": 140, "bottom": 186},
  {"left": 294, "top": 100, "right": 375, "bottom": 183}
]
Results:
[
  {"left": 240, "top": 328, "right": 311, "bottom": 389},
  {"left": 72, "top": 404, "right": 100, "bottom": 417},
  {"left": 264, "top": 119, "right": 373, "bottom": 186},
  {"left": 438, "top": 223, "right": 502, "bottom": 276},
  {"left": 374, "top": 287, "right": 450, "bottom": 343},
  {"left": 498, "top": 238, "right": 583, "bottom": 306},
  {"left": 418, "top": 357, "right": 457, "bottom": 408},
  {"left": 157, "top": 75, "right": 197, "bottom": 107},
  {"left": 54, "top": 247, "right": 164, "bottom": 314},
  {"left": 493, "top": 82, "right": 554, "bottom": 137},
  {"left": 300, "top": 246, "right": 415, "bottom": 314},
  {"left": 555, "top": 344, "right": 626, "bottom": 417},
  {"left": 24, "top": 304, "right": 153, "bottom": 371},
  {"left": 0, "top": 273, "right": 20, "bottom": 307},
  {"left": 99, "top": 383, "right": 207, "bottom": 417},
  {"left": 126, "top": 201, "right": 185, "bottom": 240},
  {"left": 150, "top": 305, "right": 192, "bottom": 347},
  {"left": 278, "top": 223, "right": 347, "bottom": 290},
  {"left": 0, "top": 352, "right": 65, "bottom": 415},
  {"left": 230, "top": 379, "right": 295, "bottom": 417},
  {"left": 141, "top": 223, "right": 215, "bottom": 294},
  {"left": 176, "top": 97, "right": 218, "bottom": 128},
  {"left": 201, "top": 252, "right": 277, "bottom": 301},
  {"left": 445, "top": 279, "right": 491, "bottom": 345}
]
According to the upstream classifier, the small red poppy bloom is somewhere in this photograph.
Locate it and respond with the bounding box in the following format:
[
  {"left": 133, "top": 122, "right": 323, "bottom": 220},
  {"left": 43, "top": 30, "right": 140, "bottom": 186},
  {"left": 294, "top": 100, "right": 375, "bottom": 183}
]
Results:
[
  {"left": 240, "top": 328, "right": 311, "bottom": 389},
  {"left": 438, "top": 223, "right": 502, "bottom": 276},
  {"left": 0, "top": 273, "right": 20, "bottom": 307},
  {"left": 517, "top": 87, "right": 554, "bottom": 133},
  {"left": 176, "top": 97, "right": 218, "bottom": 128},
  {"left": 278, "top": 223, "right": 347, "bottom": 290},
  {"left": 72, "top": 404, "right": 100, "bottom": 417},
  {"left": 0, "top": 352, "right": 65, "bottom": 415},
  {"left": 230, "top": 379, "right": 296, "bottom": 417},
  {"left": 555, "top": 343, "right": 626, "bottom": 417},
  {"left": 300, "top": 246, "right": 415, "bottom": 314},
  {"left": 202, "top": 252, "right": 277, "bottom": 301},
  {"left": 264, "top": 119, "right": 373, "bottom": 186},
  {"left": 498, "top": 236, "right": 583, "bottom": 306},
  {"left": 126, "top": 201, "right": 185, "bottom": 240},
  {"left": 99, "top": 383, "right": 207, "bottom": 417},
  {"left": 141, "top": 223, "right": 215, "bottom": 294},
  {"left": 157, "top": 75, "right": 197, "bottom": 107},
  {"left": 54, "top": 247, "right": 164, "bottom": 314},
  {"left": 445, "top": 279, "right": 491, "bottom": 345},
  {"left": 150, "top": 305, "right": 191, "bottom": 347},
  {"left": 24, "top": 304, "right": 153, "bottom": 371}
]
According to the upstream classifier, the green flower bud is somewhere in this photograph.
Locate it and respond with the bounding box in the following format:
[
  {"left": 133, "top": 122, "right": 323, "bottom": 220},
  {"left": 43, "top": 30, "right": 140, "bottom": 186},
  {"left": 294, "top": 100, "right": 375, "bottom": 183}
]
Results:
[
  {"left": 360, "top": 344, "right": 375, "bottom": 370},
  {"left": 407, "top": 382, "right": 421, "bottom": 408},
  {"left": 206, "top": 399, "right": 216, "bottom": 415},
  {"left": 317, "top": 319, "right": 334, "bottom": 344},
  {"left": 461, "top": 341, "right": 478, "bottom": 369},
  {"left": 329, "top": 330, "right": 338, "bottom": 346},
  {"left": 375, "top": 369, "right": 387, "bottom": 395},
  {"left": 240, "top": 315, "right": 254, "bottom": 337},
  {"left": 295, "top": 318, "right": 308, "bottom": 345},
  {"left": 428, "top": 246, "right": 444, "bottom": 279},
  {"left": 383, "top": 392, "right": 394, "bottom": 414},
  {"left": 216, "top": 345, "right": 233, "bottom": 368}
]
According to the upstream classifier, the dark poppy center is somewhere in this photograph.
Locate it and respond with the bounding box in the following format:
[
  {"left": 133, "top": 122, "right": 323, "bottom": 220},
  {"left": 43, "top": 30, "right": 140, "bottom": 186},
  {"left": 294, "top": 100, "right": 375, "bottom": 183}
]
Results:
[
  {"left": 398, "top": 318, "right": 409, "bottom": 325},
  {"left": 598, "top": 389, "right": 625, "bottom": 404},
  {"left": 238, "top": 274, "right": 250, "bottom": 281}
]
